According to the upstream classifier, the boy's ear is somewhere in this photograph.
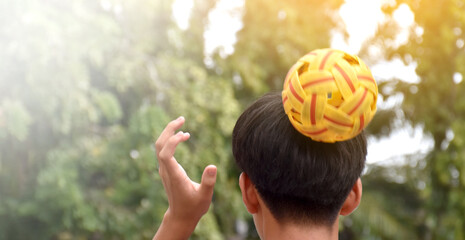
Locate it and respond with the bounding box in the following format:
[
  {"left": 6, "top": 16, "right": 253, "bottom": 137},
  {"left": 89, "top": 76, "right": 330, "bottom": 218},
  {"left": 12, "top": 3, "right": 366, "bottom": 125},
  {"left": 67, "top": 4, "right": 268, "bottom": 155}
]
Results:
[
  {"left": 340, "top": 178, "right": 362, "bottom": 216},
  {"left": 239, "top": 172, "right": 259, "bottom": 214}
]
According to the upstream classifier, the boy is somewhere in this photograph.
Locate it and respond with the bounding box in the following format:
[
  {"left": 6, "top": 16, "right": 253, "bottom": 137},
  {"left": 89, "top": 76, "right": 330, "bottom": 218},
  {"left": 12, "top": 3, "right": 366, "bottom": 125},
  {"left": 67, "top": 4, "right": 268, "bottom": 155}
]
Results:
[
  {"left": 154, "top": 48, "right": 376, "bottom": 239},
  {"left": 153, "top": 92, "right": 366, "bottom": 240}
]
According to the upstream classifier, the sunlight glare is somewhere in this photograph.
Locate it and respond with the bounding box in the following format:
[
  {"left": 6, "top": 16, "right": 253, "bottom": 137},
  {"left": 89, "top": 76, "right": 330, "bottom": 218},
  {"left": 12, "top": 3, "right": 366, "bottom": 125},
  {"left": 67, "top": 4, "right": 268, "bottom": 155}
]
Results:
[
  {"left": 453, "top": 72, "right": 463, "bottom": 84},
  {"left": 333, "top": 0, "right": 386, "bottom": 53},
  {"left": 172, "top": 0, "right": 194, "bottom": 30},
  {"left": 204, "top": 0, "right": 244, "bottom": 57},
  {"left": 393, "top": 4, "right": 414, "bottom": 28}
]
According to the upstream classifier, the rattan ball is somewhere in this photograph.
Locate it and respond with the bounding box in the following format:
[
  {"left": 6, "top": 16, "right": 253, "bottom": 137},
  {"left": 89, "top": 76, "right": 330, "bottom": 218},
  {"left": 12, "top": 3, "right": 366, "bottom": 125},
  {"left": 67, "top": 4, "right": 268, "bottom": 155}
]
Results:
[{"left": 282, "top": 48, "right": 378, "bottom": 142}]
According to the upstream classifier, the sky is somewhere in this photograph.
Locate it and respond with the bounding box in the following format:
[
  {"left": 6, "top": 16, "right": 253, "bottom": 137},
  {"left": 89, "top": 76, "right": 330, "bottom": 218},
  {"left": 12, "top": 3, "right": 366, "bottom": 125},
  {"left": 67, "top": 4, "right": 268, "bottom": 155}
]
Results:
[{"left": 172, "top": 0, "right": 435, "bottom": 165}]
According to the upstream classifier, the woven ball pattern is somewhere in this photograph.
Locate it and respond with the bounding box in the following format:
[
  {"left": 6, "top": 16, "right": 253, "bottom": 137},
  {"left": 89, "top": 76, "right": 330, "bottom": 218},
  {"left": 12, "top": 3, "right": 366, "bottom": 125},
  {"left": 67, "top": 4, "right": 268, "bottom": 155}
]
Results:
[{"left": 282, "top": 49, "right": 378, "bottom": 142}]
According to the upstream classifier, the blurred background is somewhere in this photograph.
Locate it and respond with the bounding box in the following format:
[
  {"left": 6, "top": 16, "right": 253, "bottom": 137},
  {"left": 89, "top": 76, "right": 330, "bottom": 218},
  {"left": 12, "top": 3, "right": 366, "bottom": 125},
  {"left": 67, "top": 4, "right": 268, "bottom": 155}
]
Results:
[{"left": 1, "top": 0, "right": 465, "bottom": 239}]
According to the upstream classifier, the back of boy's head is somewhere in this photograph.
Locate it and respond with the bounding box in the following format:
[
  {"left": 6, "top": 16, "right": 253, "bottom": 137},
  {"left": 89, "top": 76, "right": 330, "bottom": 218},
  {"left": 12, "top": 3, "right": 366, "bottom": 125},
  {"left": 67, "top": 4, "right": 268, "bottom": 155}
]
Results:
[{"left": 232, "top": 92, "right": 367, "bottom": 226}]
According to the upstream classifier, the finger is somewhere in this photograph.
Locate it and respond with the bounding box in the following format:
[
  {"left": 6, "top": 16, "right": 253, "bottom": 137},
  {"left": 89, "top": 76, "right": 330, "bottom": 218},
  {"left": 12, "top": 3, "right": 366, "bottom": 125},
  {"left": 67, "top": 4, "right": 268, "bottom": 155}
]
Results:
[
  {"left": 199, "top": 165, "right": 217, "bottom": 198},
  {"left": 155, "top": 116, "right": 185, "bottom": 153},
  {"left": 158, "top": 131, "right": 191, "bottom": 174},
  {"left": 178, "top": 163, "right": 187, "bottom": 177}
]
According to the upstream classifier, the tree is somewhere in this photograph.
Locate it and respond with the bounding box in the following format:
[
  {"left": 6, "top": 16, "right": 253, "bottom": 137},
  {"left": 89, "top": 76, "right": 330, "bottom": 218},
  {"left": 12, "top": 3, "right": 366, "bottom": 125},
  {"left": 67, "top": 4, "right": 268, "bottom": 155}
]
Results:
[
  {"left": 368, "top": 0, "right": 465, "bottom": 238},
  {"left": 0, "top": 0, "right": 243, "bottom": 239}
]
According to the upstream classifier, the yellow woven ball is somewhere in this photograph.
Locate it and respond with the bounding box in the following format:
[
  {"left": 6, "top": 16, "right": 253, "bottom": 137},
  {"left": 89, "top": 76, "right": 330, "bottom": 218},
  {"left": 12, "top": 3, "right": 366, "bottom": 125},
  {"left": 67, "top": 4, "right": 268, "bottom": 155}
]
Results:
[{"left": 282, "top": 48, "right": 378, "bottom": 142}]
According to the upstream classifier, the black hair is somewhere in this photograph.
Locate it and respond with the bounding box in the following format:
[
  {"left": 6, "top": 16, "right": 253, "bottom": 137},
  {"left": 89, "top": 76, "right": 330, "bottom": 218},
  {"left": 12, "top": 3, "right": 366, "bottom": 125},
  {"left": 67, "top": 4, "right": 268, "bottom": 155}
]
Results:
[{"left": 232, "top": 92, "right": 367, "bottom": 226}]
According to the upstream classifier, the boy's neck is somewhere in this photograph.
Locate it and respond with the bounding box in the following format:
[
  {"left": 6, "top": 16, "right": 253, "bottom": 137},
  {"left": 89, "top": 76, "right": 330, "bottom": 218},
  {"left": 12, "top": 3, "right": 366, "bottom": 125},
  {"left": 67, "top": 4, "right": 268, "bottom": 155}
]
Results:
[{"left": 255, "top": 202, "right": 339, "bottom": 240}]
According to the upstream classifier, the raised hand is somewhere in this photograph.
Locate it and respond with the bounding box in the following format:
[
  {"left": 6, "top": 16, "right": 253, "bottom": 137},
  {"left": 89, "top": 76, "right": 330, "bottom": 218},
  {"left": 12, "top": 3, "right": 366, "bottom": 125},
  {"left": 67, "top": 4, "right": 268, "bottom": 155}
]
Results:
[{"left": 153, "top": 117, "right": 217, "bottom": 240}]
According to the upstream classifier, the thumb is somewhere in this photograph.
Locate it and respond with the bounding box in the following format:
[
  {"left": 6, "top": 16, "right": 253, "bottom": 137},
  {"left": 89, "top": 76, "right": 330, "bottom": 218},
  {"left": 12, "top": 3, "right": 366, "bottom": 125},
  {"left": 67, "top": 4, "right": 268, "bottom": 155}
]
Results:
[{"left": 199, "top": 165, "right": 217, "bottom": 197}]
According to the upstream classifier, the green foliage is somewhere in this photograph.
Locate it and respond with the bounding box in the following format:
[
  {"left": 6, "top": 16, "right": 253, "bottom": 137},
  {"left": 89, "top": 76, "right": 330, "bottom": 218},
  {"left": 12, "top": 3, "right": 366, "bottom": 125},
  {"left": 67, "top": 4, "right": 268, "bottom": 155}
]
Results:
[
  {"left": 0, "top": 99, "right": 32, "bottom": 141},
  {"left": 0, "top": 0, "right": 236, "bottom": 239},
  {"left": 365, "top": 0, "right": 465, "bottom": 238},
  {"left": 92, "top": 90, "right": 123, "bottom": 124}
]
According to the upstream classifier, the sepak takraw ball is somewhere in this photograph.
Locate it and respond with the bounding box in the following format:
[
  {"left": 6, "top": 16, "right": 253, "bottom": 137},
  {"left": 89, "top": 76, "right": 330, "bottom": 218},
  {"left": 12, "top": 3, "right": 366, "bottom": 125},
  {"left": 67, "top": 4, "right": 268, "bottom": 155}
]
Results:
[{"left": 282, "top": 48, "right": 378, "bottom": 142}]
